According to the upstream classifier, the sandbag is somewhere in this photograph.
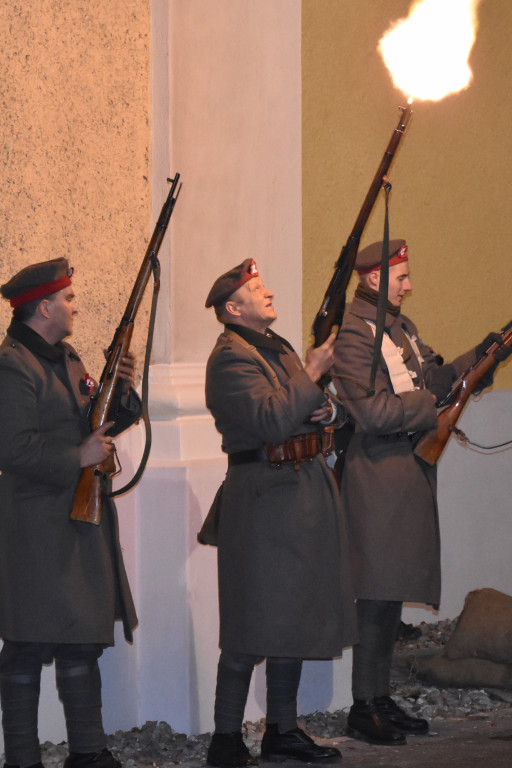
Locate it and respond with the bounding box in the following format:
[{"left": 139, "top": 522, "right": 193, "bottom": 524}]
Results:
[
  {"left": 444, "top": 588, "right": 512, "bottom": 664},
  {"left": 416, "top": 654, "right": 512, "bottom": 690}
]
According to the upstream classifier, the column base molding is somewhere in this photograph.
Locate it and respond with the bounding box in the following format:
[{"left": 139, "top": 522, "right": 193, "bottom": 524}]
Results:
[{"left": 148, "top": 362, "right": 222, "bottom": 462}]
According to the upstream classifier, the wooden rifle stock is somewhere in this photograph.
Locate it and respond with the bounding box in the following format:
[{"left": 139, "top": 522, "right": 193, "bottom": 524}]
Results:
[
  {"left": 414, "top": 321, "right": 512, "bottom": 466},
  {"left": 312, "top": 104, "right": 412, "bottom": 347},
  {"left": 71, "top": 174, "right": 182, "bottom": 524}
]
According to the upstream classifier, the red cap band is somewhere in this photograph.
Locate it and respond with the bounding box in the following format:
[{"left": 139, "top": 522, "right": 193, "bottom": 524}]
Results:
[
  {"left": 356, "top": 244, "right": 408, "bottom": 275},
  {"left": 9, "top": 273, "right": 73, "bottom": 308}
]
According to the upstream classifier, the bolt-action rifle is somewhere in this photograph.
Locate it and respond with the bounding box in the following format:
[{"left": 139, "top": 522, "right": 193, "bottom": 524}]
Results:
[
  {"left": 71, "top": 174, "right": 181, "bottom": 525},
  {"left": 414, "top": 320, "right": 512, "bottom": 466},
  {"left": 312, "top": 104, "right": 412, "bottom": 347}
]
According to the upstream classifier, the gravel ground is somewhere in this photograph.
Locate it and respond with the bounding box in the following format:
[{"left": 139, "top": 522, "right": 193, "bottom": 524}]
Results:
[{"left": 35, "top": 618, "right": 512, "bottom": 768}]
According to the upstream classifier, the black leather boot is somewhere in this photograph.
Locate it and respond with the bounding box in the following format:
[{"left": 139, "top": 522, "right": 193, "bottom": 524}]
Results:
[
  {"left": 207, "top": 732, "right": 257, "bottom": 767},
  {"left": 374, "top": 695, "right": 428, "bottom": 734},
  {"left": 346, "top": 700, "right": 406, "bottom": 745},
  {"left": 4, "top": 763, "right": 44, "bottom": 768},
  {"left": 396, "top": 621, "right": 422, "bottom": 642},
  {"left": 63, "top": 748, "right": 121, "bottom": 768},
  {"left": 261, "top": 724, "right": 341, "bottom": 763}
]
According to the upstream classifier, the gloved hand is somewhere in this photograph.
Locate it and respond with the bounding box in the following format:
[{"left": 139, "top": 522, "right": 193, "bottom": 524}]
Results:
[
  {"left": 495, "top": 344, "right": 512, "bottom": 363},
  {"left": 476, "top": 333, "right": 512, "bottom": 362},
  {"left": 425, "top": 363, "right": 456, "bottom": 405}
]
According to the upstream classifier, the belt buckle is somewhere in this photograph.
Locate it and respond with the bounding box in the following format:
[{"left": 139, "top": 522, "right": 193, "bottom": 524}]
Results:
[{"left": 265, "top": 443, "right": 285, "bottom": 469}]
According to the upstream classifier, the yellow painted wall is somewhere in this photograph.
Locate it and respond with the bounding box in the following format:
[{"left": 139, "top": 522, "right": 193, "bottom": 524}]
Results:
[
  {"left": 302, "top": 0, "right": 512, "bottom": 387},
  {"left": 0, "top": 0, "right": 151, "bottom": 380}
]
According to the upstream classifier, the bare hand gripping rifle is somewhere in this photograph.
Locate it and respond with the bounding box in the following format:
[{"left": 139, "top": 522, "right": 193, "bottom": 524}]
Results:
[
  {"left": 71, "top": 174, "right": 182, "bottom": 525},
  {"left": 312, "top": 104, "right": 412, "bottom": 347},
  {"left": 414, "top": 320, "right": 512, "bottom": 466}
]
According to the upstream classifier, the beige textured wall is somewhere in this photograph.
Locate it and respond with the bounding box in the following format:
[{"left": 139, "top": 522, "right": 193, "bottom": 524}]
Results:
[
  {"left": 303, "top": 0, "right": 512, "bottom": 387},
  {"left": 0, "top": 0, "right": 151, "bottom": 380}
]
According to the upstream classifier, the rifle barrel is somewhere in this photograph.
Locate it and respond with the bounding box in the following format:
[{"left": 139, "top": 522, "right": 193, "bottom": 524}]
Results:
[
  {"left": 312, "top": 104, "right": 412, "bottom": 347},
  {"left": 70, "top": 176, "right": 181, "bottom": 524}
]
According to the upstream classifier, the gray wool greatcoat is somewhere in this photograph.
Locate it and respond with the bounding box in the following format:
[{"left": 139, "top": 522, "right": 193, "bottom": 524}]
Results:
[
  {"left": 332, "top": 296, "right": 477, "bottom": 607},
  {"left": 0, "top": 320, "right": 139, "bottom": 645},
  {"left": 205, "top": 324, "right": 357, "bottom": 659}
]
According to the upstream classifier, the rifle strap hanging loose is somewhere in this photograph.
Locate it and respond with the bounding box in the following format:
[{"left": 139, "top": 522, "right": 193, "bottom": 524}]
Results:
[
  {"left": 110, "top": 256, "right": 160, "bottom": 498},
  {"left": 368, "top": 181, "right": 392, "bottom": 395},
  {"left": 450, "top": 425, "right": 512, "bottom": 452}
]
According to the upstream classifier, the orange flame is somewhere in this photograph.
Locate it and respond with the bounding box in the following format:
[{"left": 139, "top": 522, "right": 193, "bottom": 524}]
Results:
[{"left": 379, "top": 0, "right": 481, "bottom": 101}]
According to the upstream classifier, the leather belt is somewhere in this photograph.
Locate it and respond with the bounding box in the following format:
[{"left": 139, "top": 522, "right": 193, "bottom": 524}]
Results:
[
  {"left": 265, "top": 432, "right": 321, "bottom": 469},
  {"left": 380, "top": 432, "right": 414, "bottom": 441},
  {"left": 228, "top": 431, "right": 329, "bottom": 471},
  {"left": 228, "top": 448, "right": 267, "bottom": 466}
]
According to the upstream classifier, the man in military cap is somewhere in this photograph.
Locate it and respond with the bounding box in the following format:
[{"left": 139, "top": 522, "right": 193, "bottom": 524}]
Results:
[
  {"left": 0, "top": 258, "right": 140, "bottom": 768},
  {"left": 331, "top": 239, "right": 511, "bottom": 746},
  {"left": 202, "top": 259, "right": 356, "bottom": 767}
]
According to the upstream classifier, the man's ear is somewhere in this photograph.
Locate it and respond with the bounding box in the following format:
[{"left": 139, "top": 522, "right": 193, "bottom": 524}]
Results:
[
  {"left": 37, "top": 298, "right": 52, "bottom": 320},
  {"left": 224, "top": 299, "right": 241, "bottom": 319},
  {"left": 367, "top": 270, "right": 380, "bottom": 291}
]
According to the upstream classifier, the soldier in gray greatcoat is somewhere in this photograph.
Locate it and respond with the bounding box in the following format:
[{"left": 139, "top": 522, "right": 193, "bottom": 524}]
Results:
[
  {"left": 331, "top": 240, "right": 511, "bottom": 746},
  {"left": 201, "top": 259, "right": 356, "bottom": 768},
  {"left": 0, "top": 258, "right": 140, "bottom": 768}
]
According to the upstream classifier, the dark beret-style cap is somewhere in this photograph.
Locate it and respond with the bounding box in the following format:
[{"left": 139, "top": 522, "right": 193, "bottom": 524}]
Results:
[
  {"left": 205, "top": 258, "right": 259, "bottom": 308},
  {"left": 355, "top": 239, "right": 408, "bottom": 275},
  {"left": 1, "top": 257, "right": 74, "bottom": 308}
]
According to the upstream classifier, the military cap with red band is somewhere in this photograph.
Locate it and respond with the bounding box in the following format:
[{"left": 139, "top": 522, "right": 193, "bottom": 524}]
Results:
[
  {"left": 355, "top": 239, "right": 408, "bottom": 275},
  {"left": 1, "top": 257, "right": 74, "bottom": 308},
  {"left": 205, "top": 258, "right": 259, "bottom": 308}
]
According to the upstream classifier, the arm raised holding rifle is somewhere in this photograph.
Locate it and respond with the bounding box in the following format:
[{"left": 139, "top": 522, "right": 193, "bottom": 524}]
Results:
[
  {"left": 312, "top": 103, "right": 412, "bottom": 348},
  {"left": 311, "top": 105, "right": 412, "bottom": 464}
]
